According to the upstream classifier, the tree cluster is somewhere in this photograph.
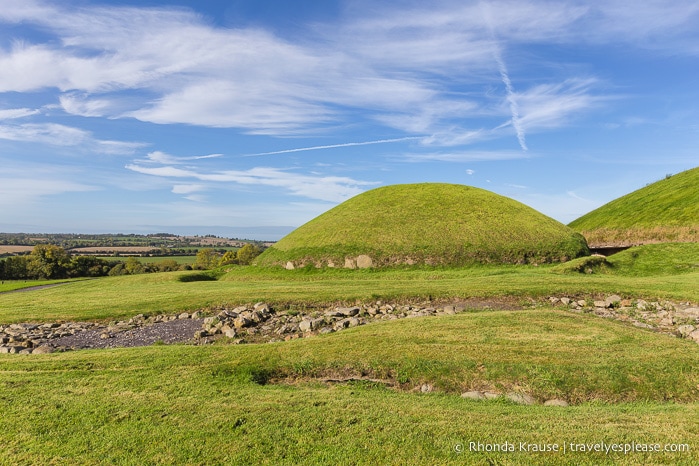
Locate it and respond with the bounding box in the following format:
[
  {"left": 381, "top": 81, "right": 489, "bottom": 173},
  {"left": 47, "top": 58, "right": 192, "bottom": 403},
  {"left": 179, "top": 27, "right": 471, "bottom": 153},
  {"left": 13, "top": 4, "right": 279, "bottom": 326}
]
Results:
[
  {"left": 196, "top": 244, "right": 264, "bottom": 269},
  {"left": 0, "top": 245, "right": 189, "bottom": 280},
  {"left": 0, "top": 243, "right": 265, "bottom": 280}
]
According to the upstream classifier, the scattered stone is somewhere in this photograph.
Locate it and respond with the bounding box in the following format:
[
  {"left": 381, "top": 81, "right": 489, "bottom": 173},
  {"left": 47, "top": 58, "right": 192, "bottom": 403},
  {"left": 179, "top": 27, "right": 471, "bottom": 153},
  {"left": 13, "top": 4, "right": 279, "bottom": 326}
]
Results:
[
  {"left": 356, "top": 255, "right": 373, "bottom": 269},
  {"left": 420, "top": 384, "right": 433, "bottom": 393},
  {"left": 461, "top": 391, "right": 485, "bottom": 400},
  {"left": 678, "top": 325, "right": 696, "bottom": 338},
  {"left": 605, "top": 295, "right": 622, "bottom": 308},
  {"left": 560, "top": 297, "right": 571, "bottom": 305},
  {"left": 544, "top": 399, "right": 569, "bottom": 407},
  {"left": 506, "top": 392, "right": 537, "bottom": 405}
]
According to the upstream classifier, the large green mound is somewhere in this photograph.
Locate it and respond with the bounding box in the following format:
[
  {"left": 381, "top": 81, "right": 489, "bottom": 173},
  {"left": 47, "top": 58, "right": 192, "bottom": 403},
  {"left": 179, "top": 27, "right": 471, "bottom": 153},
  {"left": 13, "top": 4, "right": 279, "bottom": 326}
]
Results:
[
  {"left": 256, "top": 183, "right": 589, "bottom": 268},
  {"left": 569, "top": 166, "right": 699, "bottom": 247}
]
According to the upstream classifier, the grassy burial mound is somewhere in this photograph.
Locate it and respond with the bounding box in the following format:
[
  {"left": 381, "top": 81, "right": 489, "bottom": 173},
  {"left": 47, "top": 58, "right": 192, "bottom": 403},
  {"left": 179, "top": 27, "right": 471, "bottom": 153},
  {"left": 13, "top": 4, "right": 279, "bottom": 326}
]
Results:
[
  {"left": 256, "top": 183, "right": 589, "bottom": 268},
  {"left": 569, "top": 166, "right": 699, "bottom": 247}
]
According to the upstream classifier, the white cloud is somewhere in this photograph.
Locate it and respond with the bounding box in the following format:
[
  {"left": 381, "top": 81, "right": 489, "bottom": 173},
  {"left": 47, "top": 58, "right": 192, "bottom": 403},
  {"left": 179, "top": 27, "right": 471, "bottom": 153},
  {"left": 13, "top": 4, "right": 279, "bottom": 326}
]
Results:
[
  {"left": 125, "top": 163, "right": 378, "bottom": 203},
  {"left": 401, "top": 150, "right": 528, "bottom": 163},
  {"left": 0, "top": 122, "right": 145, "bottom": 154},
  {"left": 0, "top": 0, "right": 696, "bottom": 141},
  {"left": 172, "top": 184, "right": 205, "bottom": 195},
  {"left": 0, "top": 108, "right": 40, "bottom": 120},
  {"left": 517, "top": 79, "right": 605, "bottom": 131},
  {"left": 139, "top": 151, "right": 223, "bottom": 165}
]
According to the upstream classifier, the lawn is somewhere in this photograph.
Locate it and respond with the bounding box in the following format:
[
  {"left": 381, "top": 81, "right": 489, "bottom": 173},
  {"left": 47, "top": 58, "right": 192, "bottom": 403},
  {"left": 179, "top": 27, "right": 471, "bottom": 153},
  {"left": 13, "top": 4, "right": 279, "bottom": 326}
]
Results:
[{"left": 1, "top": 310, "right": 698, "bottom": 465}]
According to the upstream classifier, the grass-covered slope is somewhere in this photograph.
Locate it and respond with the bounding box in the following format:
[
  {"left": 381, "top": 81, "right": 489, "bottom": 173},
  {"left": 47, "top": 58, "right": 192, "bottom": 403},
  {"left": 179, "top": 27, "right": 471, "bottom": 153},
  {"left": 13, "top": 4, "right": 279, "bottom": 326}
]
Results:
[
  {"left": 257, "top": 183, "right": 589, "bottom": 267},
  {"left": 569, "top": 167, "right": 699, "bottom": 247}
]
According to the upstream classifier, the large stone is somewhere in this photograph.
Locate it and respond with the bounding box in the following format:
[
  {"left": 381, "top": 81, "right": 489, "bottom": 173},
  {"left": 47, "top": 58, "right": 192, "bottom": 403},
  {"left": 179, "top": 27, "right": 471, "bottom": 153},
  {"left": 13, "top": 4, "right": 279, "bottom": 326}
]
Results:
[
  {"left": 605, "top": 295, "right": 622, "bottom": 308},
  {"left": 676, "top": 308, "right": 699, "bottom": 319},
  {"left": 285, "top": 261, "right": 295, "bottom": 270},
  {"left": 31, "top": 345, "right": 54, "bottom": 354},
  {"left": 688, "top": 329, "right": 699, "bottom": 343},
  {"left": 678, "top": 325, "right": 696, "bottom": 338},
  {"left": 337, "top": 307, "right": 360, "bottom": 317},
  {"left": 344, "top": 257, "right": 356, "bottom": 269},
  {"left": 356, "top": 255, "right": 373, "bottom": 269}
]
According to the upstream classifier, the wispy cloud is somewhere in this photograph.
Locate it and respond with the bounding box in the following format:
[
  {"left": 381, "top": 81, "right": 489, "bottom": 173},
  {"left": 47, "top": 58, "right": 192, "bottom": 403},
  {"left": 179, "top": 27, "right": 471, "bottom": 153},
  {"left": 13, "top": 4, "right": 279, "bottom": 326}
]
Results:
[
  {"left": 125, "top": 163, "right": 378, "bottom": 203},
  {"left": 0, "top": 108, "right": 40, "bottom": 120},
  {"left": 0, "top": 122, "right": 146, "bottom": 154},
  {"left": 0, "top": 0, "right": 630, "bottom": 140},
  {"left": 138, "top": 151, "right": 223, "bottom": 165},
  {"left": 401, "top": 150, "right": 528, "bottom": 163},
  {"left": 244, "top": 137, "right": 421, "bottom": 157}
]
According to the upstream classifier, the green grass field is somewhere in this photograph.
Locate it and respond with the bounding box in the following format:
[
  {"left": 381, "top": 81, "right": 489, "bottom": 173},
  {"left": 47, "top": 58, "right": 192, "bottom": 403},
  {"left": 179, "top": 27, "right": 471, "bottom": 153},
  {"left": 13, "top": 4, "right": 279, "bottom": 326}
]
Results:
[
  {"left": 1, "top": 245, "right": 698, "bottom": 464},
  {"left": 1, "top": 310, "right": 698, "bottom": 465},
  {"left": 0, "top": 263, "right": 697, "bottom": 323}
]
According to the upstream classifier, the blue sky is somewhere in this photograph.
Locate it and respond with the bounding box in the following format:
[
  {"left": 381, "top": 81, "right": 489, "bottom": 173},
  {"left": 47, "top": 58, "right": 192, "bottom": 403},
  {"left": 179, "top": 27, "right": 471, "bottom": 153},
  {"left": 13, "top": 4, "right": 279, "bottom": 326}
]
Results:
[{"left": 0, "top": 0, "right": 697, "bottom": 240}]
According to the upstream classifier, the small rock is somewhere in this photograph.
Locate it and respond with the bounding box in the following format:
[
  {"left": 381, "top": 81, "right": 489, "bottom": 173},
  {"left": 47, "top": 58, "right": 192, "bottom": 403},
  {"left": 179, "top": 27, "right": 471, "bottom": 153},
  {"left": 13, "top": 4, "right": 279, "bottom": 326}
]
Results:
[
  {"left": 593, "top": 300, "right": 606, "bottom": 308},
  {"left": 507, "top": 392, "right": 536, "bottom": 405},
  {"left": 420, "top": 384, "right": 433, "bottom": 393},
  {"left": 560, "top": 297, "right": 571, "bottom": 305},
  {"left": 224, "top": 329, "right": 237, "bottom": 338},
  {"left": 178, "top": 312, "right": 190, "bottom": 320},
  {"left": 483, "top": 392, "right": 500, "bottom": 399},
  {"left": 461, "top": 391, "right": 485, "bottom": 400},
  {"left": 194, "top": 330, "right": 209, "bottom": 339},
  {"left": 688, "top": 329, "right": 699, "bottom": 343},
  {"left": 99, "top": 332, "right": 111, "bottom": 339},
  {"left": 678, "top": 325, "right": 696, "bottom": 338},
  {"left": 299, "top": 320, "right": 313, "bottom": 333},
  {"left": 31, "top": 345, "right": 54, "bottom": 354},
  {"left": 544, "top": 399, "right": 569, "bottom": 407}
]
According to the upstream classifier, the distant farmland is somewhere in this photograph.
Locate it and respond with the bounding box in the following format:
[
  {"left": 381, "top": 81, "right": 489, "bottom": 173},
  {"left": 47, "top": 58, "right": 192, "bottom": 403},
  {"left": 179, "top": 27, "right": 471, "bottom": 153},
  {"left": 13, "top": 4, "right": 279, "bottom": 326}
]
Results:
[
  {"left": 0, "top": 246, "right": 34, "bottom": 255},
  {"left": 69, "top": 246, "right": 159, "bottom": 255}
]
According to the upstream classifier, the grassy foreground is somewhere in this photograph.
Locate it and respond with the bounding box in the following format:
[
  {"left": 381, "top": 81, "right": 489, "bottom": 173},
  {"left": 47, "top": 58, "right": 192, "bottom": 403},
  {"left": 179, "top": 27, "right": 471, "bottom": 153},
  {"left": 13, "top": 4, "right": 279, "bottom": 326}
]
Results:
[{"left": 1, "top": 310, "right": 698, "bottom": 465}]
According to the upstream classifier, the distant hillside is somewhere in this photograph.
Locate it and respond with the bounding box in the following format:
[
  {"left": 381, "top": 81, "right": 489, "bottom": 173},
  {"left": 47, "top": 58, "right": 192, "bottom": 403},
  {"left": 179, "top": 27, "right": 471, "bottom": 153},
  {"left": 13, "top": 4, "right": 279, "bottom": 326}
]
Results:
[
  {"left": 256, "top": 183, "right": 589, "bottom": 268},
  {"left": 569, "top": 167, "right": 699, "bottom": 247}
]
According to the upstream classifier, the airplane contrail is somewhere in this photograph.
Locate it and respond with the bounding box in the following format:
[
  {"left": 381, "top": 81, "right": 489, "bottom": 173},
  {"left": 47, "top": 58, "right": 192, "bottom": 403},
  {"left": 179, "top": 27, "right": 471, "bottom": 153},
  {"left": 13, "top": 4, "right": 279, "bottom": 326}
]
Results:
[
  {"left": 493, "top": 48, "right": 528, "bottom": 152},
  {"left": 480, "top": 1, "right": 528, "bottom": 152},
  {"left": 244, "top": 136, "right": 422, "bottom": 157}
]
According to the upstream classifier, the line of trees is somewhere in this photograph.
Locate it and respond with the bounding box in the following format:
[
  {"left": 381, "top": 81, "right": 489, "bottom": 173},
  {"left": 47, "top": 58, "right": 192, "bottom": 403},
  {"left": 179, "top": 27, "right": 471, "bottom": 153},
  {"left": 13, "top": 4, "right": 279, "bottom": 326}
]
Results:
[{"left": 0, "top": 244, "right": 265, "bottom": 280}]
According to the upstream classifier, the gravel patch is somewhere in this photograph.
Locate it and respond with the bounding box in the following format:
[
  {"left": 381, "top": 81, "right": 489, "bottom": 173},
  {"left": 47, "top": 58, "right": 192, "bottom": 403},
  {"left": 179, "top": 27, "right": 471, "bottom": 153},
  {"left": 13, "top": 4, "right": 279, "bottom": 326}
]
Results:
[{"left": 48, "top": 318, "right": 203, "bottom": 350}]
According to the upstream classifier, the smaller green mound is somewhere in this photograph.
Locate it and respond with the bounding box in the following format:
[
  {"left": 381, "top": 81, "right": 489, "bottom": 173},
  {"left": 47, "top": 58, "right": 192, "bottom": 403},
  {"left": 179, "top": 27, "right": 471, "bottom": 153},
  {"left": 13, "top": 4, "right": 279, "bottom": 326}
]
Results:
[
  {"left": 257, "top": 183, "right": 589, "bottom": 268},
  {"left": 553, "top": 243, "right": 699, "bottom": 276},
  {"left": 551, "top": 255, "right": 612, "bottom": 275},
  {"left": 569, "top": 166, "right": 699, "bottom": 246},
  {"left": 606, "top": 243, "right": 699, "bottom": 277}
]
